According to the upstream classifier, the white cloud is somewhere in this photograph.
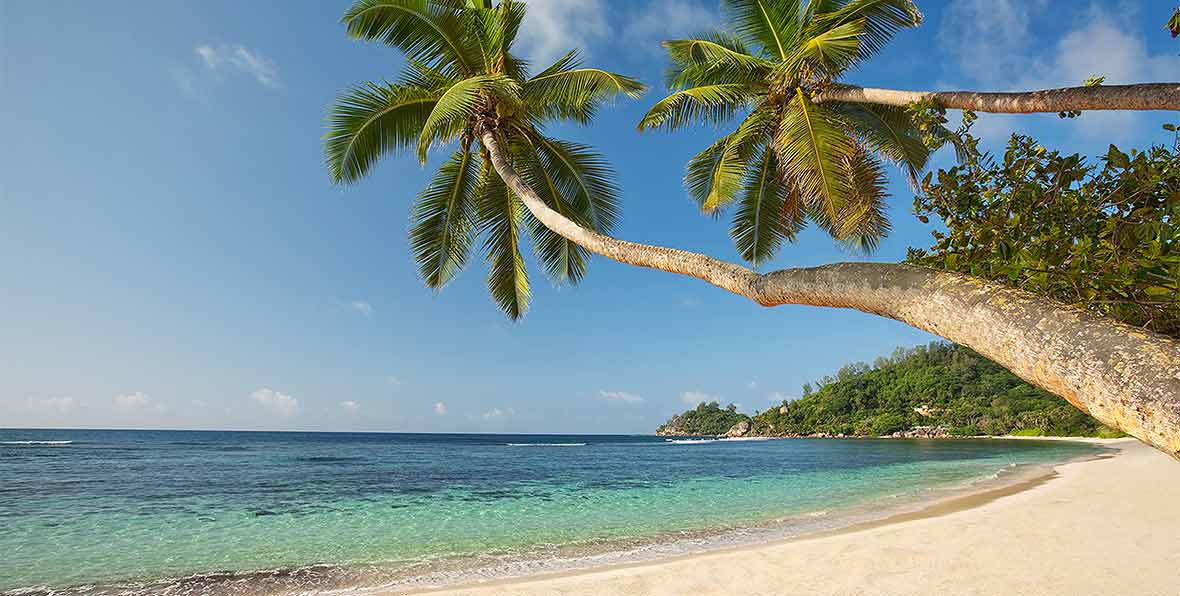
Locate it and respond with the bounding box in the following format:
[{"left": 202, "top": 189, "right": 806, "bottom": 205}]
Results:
[
  {"left": 113, "top": 392, "right": 155, "bottom": 415},
  {"left": 938, "top": 2, "right": 1178, "bottom": 142},
  {"left": 597, "top": 390, "right": 645, "bottom": 404},
  {"left": 25, "top": 396, "right": 77, "bottom": 415},
  {"left": 482, "top": 407, "right": 514, "bottom": 420},
  {"left": 250, "top": 388, "right": 299, "bottom": 417},
  {"left": 622, "top": 0, "right": 719, "bottom": 47},
  {"left": 679, "top": 391, "right": 714, "bottom": 406},
  {"left": 386, "top": 375, "right": 401, "bottom": 386},
  {"left": 194, "top": 43, "right": 279, "bottom": 87},
  {"left": 191, "top": 399, "right": 209, "bottom": 409},
  {"left": 340, "top": 400, "right": 360, "bottom": 412},
  {"left": 347, "top": 301, "right": 373, "bottom": 316},
  {"left": 434, "top": 401, "right": 448, "bottom": 416},
  {"left": 516, "top": 0, "right": 609, "bottom": 65}
]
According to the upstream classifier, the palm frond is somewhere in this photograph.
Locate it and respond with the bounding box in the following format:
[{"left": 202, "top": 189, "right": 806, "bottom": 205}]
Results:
[
  {"left": 834, "top": 145, "right": 891, "bottom": 252},
  {"left": 528, "top": 133, "right": 621, "bottom": 233},
  {"left": 775, "top": 89, "right": 856, "bottom": 225},
  {"left": 785, "top": 18, "right": 863, "bottom": 78},
  {"left": 417, "top": 74, "right": 520, "bottom": 163},
  {"left": 731, "top": 144, "right": 804, "bottom": 264},
  {"left": 832, "top": 102, "right": 928, "bottom": 188},
  {"left": 525, "top": 50, "right": 647, "bottom": 125},
  {"left": 410, "top": 145, "right": 480, "bottom": 288},
  {"left": 694, "top": 107, "right": 775, "bottom": 212},
  {"left": 663, "top": 33, "right": 774, "bottom": 90},
  {"left": 810, "top": 0, "right": 922, "bottom": 61},
  {"left": 721, "top": 0, "right": 803, "bottom": 60},
  {"left": 476, "top": 166, "right": 531, "bottom": 319},
  {"left": 342, "top": 0, "right": 481, "bottom": 75},
  {"left": 637, "top": 84, "right": 755, "bottom": 132},
  {"left": 324, "top": 82, "right": 439, "bottom": 184},
  {"left": 509, "top": 137, "right": 590, "bottom": 285}
]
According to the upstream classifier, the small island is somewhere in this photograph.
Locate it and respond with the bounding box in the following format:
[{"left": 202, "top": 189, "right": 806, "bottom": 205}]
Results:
[{"left": 658, "top": 342, "right": 1123, "bottom": 439}]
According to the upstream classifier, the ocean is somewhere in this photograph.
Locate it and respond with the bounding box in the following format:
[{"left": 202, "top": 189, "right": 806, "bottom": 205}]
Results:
[{"left": 0, "top": 429, "right": 1102, "bottom": 595}]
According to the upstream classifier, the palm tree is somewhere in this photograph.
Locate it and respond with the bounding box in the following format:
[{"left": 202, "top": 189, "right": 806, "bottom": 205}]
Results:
[
  {"left": 324, "top": 0, "right": 644, "bottom": 319},
  {"left": 325, "top": 0, "right": 1180, "bottom": 457},
  {"left": 640, "top": 0, "right": 933, "bottom": 263}
]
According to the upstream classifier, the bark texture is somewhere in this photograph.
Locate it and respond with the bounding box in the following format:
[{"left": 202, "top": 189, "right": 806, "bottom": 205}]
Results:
[
  {"left": 812, "top": 83, "right": 1180, "bottom": 113},
  {"left": 482, "top": 133, "right": 1180, "bottom": 458}
]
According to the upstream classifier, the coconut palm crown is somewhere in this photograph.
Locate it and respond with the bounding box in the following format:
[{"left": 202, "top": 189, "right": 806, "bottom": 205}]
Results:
[
  {"left": 640, "top": 0, "right": 933, "bottom": 263},
  {"left": 324, "top": 0, "right": 645, "bottom": 319}
]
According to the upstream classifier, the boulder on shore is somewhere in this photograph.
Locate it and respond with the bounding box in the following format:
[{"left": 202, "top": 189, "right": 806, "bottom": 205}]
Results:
[{"left": 725, "top": 420, "right": 751, "bottom": 437}]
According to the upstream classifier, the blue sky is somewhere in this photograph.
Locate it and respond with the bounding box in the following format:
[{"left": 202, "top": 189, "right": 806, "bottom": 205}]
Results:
[{"left": 1, "top": 0, "right": 1176, "bottom": 433}]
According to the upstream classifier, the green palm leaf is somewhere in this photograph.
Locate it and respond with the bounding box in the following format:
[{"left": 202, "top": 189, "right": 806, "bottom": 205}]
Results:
[
  {"left": 637, "top": 84, "right": 755, "bottom": 132},
  {"left": 785, "top": 18, "right": 863, "bottom": 77},
  {"left": 775, "top": 89, "right": 856, "bottom": 224},
  {"left": 417, "top": 74, "right": 520, "bottom": 163},
  {"left": 325, "top": 82, "right": 439, "bottom": 184},
  {"left": 832, "top": 102, "right": 929, "bottom": 187},
  {"left": 525, "top": 50, "right": 646, "bottom": 125},
  {"left": 663, "top": 33, "right": 773, "bottom": 90},
  {"left": 834, "top": 145, "right": 891, "bottom": 252},
  {"left": 410, "top": 146, "right": 480, "bottom": 289},
  {"left": 693, "top": 107, "right": 774, "bottom": 212},
  {"left": 731, "top": 145, "right": 804, "bottom": 264},
  {"left": 476, "top": 166, "right": 531, "bottom": 320},
  {"left": 342, "top": 0, "right": 481, "bottom": 75},
  {"left": 721, "top": 0, "right": 802, "bottom": 60},
  {"left": 810, "top": 0, "right": 923, "bottom": 61}
]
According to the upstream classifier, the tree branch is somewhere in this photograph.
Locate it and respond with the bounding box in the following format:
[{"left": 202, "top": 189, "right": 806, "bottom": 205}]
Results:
[
  {"left": 482, "top": 132, "right": 1180, "bottom": 458},
  {"left": 812, "top": 83, "right": 1180, "bottom": 113}
]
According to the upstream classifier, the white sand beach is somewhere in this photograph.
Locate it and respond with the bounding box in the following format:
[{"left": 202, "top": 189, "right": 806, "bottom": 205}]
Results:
[{"left": 408, "top": 439, "right": 1180, "bottom": 596}]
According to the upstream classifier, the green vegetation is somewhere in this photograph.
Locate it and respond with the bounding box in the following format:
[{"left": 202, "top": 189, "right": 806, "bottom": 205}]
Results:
[
  {"left": 640, "top": 0, "right": 934, "bottom": 260},
  {"left": 657, "top": 401, "right": 749, "bottom": 436},
  {"left": 658, "top": 342, "right": 1123, "bottom": 438},
  {"left": 324, "top": 0, "right": 644, "bottom": 319},
  {"left": 908, "top": 133, "right": 1180, "bottom": 338},
  {"left": 751, "top": 342, "right": 1119, "bottom": 437}
]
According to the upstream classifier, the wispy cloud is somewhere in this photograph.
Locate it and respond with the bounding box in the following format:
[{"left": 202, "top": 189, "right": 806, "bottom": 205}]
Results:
[
  {"left": 340, "top": 400, "right": 360, "bottom": 413},
  {"left": 597, "top": 390, "right": 645, "bottom": 404},
  {"left": 938, "top": 2, "right": 1178, "bottom": 143},
  {"left": 194, "top": 43, "right": 280, "bottom": 87},
  {"left": 434, "top": 401, "right": 448, "bottom": 416},
  {"left": 482, "top": 407, "right": 514, "bottom": 420},
  {"left": 25, "top": 396, "right": 77, "bottom": 416},
  {"left": 516, "top": 0, "right": 609, "bottom": 65},
  {"left": 679, "top": 391, "right": 714, "bottom": 406},
  {"left": 622, "top": 0, "right": 719, "bottom": 48},
  {"left": 250, "top": 388, "right": 299, "bottom": 417},
  {"left": 113, "top": 392, "right": 158, "bottom": 415},
  {"left": 345, "top": 300, "right": 373, "bottom": 317}
]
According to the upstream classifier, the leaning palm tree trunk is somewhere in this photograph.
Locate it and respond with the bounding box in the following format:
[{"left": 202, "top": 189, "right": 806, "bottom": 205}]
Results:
[
  {"left": 481, "top": 132, "right": 1180, "bottom": 459},
  {"left": 813, "top": 83, "right": 1180, "bottom": 112}
]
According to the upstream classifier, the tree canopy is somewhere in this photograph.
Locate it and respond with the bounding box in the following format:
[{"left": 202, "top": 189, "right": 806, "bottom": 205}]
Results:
[
  {"left": 324, "top": 0, "right": 644, "bottom": 319},
  {"left": 640, "top": 0, "right": 942, "bottom": 262},
  {"left": 908, "top": 132, "right": 1180, "bottom": 338}
]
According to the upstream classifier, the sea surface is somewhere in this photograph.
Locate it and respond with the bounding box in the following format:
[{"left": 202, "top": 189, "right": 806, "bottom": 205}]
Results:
[{"left": 0, "top": 429, "right": 1102, "bottom": 595}]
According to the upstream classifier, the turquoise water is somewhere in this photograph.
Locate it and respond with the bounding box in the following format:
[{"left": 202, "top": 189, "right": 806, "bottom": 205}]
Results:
[{"left": 0, "top": 430, "right": 1100, "bottom": 595}]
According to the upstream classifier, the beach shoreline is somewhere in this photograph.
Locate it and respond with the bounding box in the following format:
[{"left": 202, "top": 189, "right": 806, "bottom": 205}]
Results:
[{"left": 397, "top": 438, "right": 1178, "bottom": 596}]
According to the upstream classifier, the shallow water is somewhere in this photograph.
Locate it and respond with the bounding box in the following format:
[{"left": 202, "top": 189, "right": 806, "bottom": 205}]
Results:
[{"left": 0, "top": 429, "right": 1101, "bottom": 595}]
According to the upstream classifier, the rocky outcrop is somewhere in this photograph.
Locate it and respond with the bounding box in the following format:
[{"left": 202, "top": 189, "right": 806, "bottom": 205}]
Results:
[
  {"left": 656, "top": 414, "right": 688, "bottom": 436},
  {"left": 888, "top": 426, "right": 950, "bottom": 439},
  {"left": 725, "top": 420, "right": 751, "bottom": 437}
]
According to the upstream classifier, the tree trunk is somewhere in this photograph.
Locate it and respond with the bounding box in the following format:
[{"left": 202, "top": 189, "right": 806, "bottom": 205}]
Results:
[
  {"left": 481, "top": 133, "right": 1180, "bottom": 459},
  {"left": 812, "top": 83, "right": 1180, "bottom": 112}
]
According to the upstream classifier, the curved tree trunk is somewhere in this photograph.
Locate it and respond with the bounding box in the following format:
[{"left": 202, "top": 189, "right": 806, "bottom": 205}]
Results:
[
  {"left": 812, "top": 83, "right": 1180, "bottom": 112},
  {"left": 481, "top": 133, "right": 1180, "bottom": 459}
]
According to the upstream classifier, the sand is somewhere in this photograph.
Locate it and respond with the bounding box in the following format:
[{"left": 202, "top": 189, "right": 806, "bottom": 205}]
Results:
[{"left": 407, "top": 439, "right": 1180, "bottom": 596}]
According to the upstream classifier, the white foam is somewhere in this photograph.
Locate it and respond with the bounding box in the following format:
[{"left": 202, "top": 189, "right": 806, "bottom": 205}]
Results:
[
  {"left": 1, "top": 440, "right": 73, "bottom": 445},
  {"left": 505, "top": 443, "right": 587, "bottom": 447},
  {"left": 665, "top": 439, "right": 718, "bottom": 444}
]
